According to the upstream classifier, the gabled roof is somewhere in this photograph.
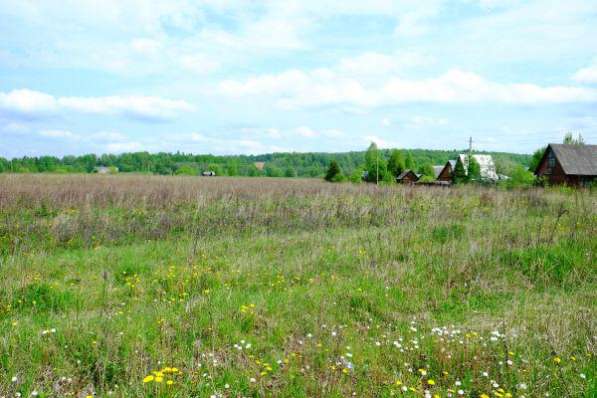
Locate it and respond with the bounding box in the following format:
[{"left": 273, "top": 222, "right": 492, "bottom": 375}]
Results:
[
  {"left": 396, "top": 169, "right": 418, "bottom": 180},
  {"left": 447, "top": 160, "right": 456, "bottom": 169},
  {"left": 432, "top": 165, "right": 444, "bottom": 178},
  {"left": 547, "top": 144, "right": 597, "bottom": 176}
]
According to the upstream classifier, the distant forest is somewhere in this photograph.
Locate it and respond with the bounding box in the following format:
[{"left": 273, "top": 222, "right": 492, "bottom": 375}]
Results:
[{"left": 0, "top": 149, "right": 531, "bottom": 178}]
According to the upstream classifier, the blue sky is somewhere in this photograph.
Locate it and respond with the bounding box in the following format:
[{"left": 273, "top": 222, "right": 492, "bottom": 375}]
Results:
[{"left": 1, "top": 0, "right": 596, "bottom": 158}]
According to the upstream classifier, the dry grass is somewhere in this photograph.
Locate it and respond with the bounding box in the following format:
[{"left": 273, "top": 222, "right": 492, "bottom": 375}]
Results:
[{"left": 0, "top": 174, "right": 595, "bottom": 397}]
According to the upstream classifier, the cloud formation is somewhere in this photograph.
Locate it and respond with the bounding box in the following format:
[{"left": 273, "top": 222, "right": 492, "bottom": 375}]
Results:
[
  {"left": 573, "top": 61, "right": 597, "bottom": 84},
  {"left": 0, "top": 89, "right": 194, "bottom": 121},
  {"left": 219, "top": 65, "right": 597, "bottom": 108}
]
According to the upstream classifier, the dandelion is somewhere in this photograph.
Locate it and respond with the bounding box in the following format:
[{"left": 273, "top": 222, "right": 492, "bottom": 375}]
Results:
[
  {"left": 166, "top": 380, "right": 174, "bottom": 386},
  {"left": 427, "top": 379, "right": 435, "bottom": 385},
  {"left": 143, "top": 375, "right": 154, "bottom": 383},
  {"left": 553, "top": 357, "right": 561, "bottom": 364}
]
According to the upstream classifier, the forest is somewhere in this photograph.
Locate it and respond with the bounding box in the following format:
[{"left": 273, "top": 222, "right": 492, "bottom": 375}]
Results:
[{"left": 0, "top": 147, "right": 531, "bottom": 178}]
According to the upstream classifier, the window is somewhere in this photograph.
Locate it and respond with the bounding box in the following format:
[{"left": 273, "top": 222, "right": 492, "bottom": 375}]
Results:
[{"left": 547, "top": 151, "right": 555, "bottom": 172}]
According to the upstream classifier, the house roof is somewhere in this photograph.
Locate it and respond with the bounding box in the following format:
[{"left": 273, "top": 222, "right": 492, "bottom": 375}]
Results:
[
  {"left": 432, "top": 165, "right": 444, "bottom": 178},
  {"left": 448, "top": 160, "right": 456, "bottom": 168},
  {"left": 397, "top": 169, "right": 418, "bottom": 180},
  {"left": 548, "top": 144, "right": 597, "bottom": 176}
]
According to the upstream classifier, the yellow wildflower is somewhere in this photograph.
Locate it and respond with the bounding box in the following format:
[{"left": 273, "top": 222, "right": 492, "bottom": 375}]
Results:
[
  {"left": 428, "top": 379, "right": 435, "bottom": 385},
  {"left": 143, "top": 375, "right": 154, "bottom": 383}
]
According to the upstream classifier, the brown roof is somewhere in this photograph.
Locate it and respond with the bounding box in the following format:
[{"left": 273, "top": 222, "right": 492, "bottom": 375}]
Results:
[
  {"left": 549, "top": 144, "right": 597, "bottom": 176},
  {"left": 396, "top": 169, "right": 419, "bottom": 180}
]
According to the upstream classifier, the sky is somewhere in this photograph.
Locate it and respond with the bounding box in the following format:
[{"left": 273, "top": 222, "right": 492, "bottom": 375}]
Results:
[{"left": 1, "top": 0, "right": 597, "bottom": 158}]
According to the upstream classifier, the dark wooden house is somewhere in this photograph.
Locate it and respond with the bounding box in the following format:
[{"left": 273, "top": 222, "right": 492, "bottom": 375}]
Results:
[
  {"left": 396, "top": 169, "right": 420, "bottom": 184},
  {"left": 437, "top": 160, "right": 456, "bottom": 182},
  {"left": 535, "top": 144, "right": 596, "bottom": 186}
]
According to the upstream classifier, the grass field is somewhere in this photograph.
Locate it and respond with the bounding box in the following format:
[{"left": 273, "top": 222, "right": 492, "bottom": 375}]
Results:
[{"left": 0, "top": 174, "right": 595, "bottom": 397}]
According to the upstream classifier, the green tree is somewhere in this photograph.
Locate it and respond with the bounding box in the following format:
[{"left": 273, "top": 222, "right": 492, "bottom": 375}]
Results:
[
  {"left": 504, "top": 165, "right": 536, "bottom": 188},
  {"left": 349, "top": 167, "right": 364, "bottom": 183},
  {"left": 563, "top": 132, "right": 585, "bottom": 145},
  {"left": 453, "top": 159, "right": 467, "bottom": 184},
  {"left": 265, "top": 165, "right": 282, "bottom": 177},
  {"left": 387, "top": 149, "right": 406, "bottom": 177},
  {"left": 284, "top": 167, "right": 297, "bottom": 178},
  {"left": 324, "top": 161, "right": 341, "bottom": 182},
  {"left": 405, "top": 151, "right": 416, "bottom": 171},
  {"left": 528, "top": 147, "right": 546, "bottom": 173},
  {"left": 467, "top": 156, "right": 481, "bottom": 182},
  {"left": 175, "top": 165, "right": 197, "bottom": 176},
  {"left": 364, "top": 142, "right": 387, "bottom": 183},
  {"left": 419, "top": 163, "right": 435, "bottom": 178}
]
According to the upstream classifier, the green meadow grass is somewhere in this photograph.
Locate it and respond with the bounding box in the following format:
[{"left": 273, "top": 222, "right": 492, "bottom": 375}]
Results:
[{"left": 0, "top": 175, "right": 595, "bottom": 397}]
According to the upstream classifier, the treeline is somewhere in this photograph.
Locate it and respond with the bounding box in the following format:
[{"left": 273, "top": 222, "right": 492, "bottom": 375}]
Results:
[{"left": 0, "top": 148, "right": 530, "bottom": 177}]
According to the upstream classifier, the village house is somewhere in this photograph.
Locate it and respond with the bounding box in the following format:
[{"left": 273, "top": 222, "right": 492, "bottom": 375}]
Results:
[
  {"left": 436, "top": 160, "right": 456, "bottom": 182},
  {"left": 456, "top": 154, "right": 498, "bottom": 181},
  {"left": 534, "top": 144, "right": 596, "bottom": 186},
  {"left": 201, "top": 170, "right": 216, "bottom": 176},
  {"left": 396, "top": 169, "right": 420, "bottom": 184},
  {"left": 93, "top": 166, "right": 118, "bottom": 174}
]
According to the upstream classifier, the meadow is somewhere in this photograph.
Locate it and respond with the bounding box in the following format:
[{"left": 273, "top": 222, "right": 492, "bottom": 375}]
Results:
[{"left": 0, "top": 174, "right": 595, "bottom": 397}]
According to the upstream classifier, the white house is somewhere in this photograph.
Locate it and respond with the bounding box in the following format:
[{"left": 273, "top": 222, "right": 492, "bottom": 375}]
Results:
[{"left": 457, "top": 154, "right": 498, "bottom": 181}]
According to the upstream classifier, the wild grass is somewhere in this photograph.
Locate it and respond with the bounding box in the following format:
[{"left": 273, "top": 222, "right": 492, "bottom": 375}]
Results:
[{"left": 0, "top": 174, "right": 595, "bottom": 397}]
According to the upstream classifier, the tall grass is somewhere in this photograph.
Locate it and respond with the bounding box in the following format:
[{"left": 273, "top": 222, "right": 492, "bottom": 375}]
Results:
[{"left": 0, "top": 174, "right": 595, "bottom": 397}]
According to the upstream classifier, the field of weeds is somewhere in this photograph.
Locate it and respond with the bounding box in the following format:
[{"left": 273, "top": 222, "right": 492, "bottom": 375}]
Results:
[{"left": 0, "top": 174, "right": 595, "bottom": 397}]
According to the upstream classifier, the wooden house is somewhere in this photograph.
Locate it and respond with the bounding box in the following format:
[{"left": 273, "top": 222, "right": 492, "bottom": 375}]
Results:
[
  {"left": 432, "top": 165, "right": 444, "bottom": 179},
  {"left": 201, "top": 171, "right": 216, "bottom": 176},
  {"left": 534, "top": 144, "right": 596, "bottom": 186},
  {"left": 437, "top": 160, "right": 456, "bottom": 182},
  {"left": 396, "top": 169, "right": 420, "bottom": 184}
]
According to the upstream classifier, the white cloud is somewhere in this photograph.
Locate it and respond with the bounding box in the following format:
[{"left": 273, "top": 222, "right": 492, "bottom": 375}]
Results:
[
  {"left": 183, "top": 132, "right": 286, "bottom": 154},
  {"left": 39, "top": 129, "right": 78, "bottom": 139},
  {"left": 364, "top": 135, "right": 400, "bottom": 149},
  {"left": 381, "top": 118, "right": 392, "bottom": 127},
  {"left": 573, "top": 61, "right": 597, "bottom": 84},
  {"left": 0, "top": 89, "right": 194, "bottom": 121},
  {"left": 296, "top": 126, "right": 318, "bottom": 138},
  {"left": 180, "top": 54, "right": 220, "bottom": 74},
  {"left": 130, "top": 38, "right": 162, "bottom": 55},
  {"left": 219, "top": 64, "right": 597, "bottom": 108},
  {"left": 408, "top": 116, "right": 448, "bottom": 127},
  {"left": 106, "top": 141, "right": 143, "bottom": 152}
]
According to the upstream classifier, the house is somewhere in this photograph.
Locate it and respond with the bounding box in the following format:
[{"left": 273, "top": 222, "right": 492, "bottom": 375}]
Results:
[
  {"left": 534, "top": 144, "right": 596, "bottom": 186},
  {"left": 93, "top": 166, "right": 118, "bottom": 174},
  {"left": 456, "top": 154, "right": 498, "bottom": 181},
  {"left": 437, "top": 160, "right": 456, "bottom": 182},
  {"left": 432, "top": 165, "right": 444, "bottom": 179},
  {"left": 396, "top": 169, "right": 420, "bottom": 184},
  {"left": 254, "top": 162, "right": 265, "bottom": 171},
  {"left": 201, "top": 171, "right": 216, "bottom": 176}
]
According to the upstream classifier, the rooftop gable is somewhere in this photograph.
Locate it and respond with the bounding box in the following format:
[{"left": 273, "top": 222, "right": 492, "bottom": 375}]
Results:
[{"left": 548, "top": 144, "right": 597, "bottom": 176}]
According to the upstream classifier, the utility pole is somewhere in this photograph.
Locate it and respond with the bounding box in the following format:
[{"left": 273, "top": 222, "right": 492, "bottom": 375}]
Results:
[
  {"left": 467, "top": 136, "right": 473, "bottom": 170},
  {"left": 376, "top": 147, "right": 379, "bottom": 185}
]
